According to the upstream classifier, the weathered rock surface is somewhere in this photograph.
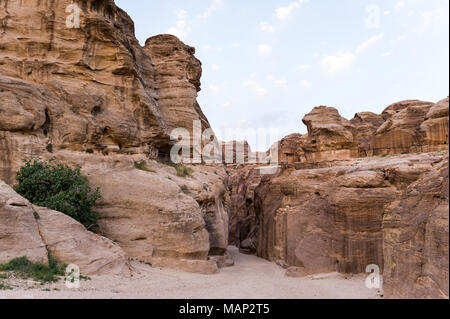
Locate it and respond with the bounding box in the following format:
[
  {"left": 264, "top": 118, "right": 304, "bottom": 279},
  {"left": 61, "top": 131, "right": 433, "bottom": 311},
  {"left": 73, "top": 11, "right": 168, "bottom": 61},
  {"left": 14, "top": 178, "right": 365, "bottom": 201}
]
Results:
[
  {"left": 269, "top": 99, "right": 448, "bottom": 166},
  {"left": 299, "top": 106, "right": 358, "bottom": 162},
  {"left": 350, "top": 112, "right": 385, "bottom": 157},
  {"left": 0, "top": 181, "right": 131, "bottom": 276},
  {"left": 228, "top": 153, "right": 449, "bottom": 298},
  {"left": 277, "top": 134, "right": 303, "bottom": 164},
  {"left": 0, "top": 0, "right": 229, "bottom": 274},
  {"left": 374, "top": 100, "right": 436, "bottom": 154},
  {"left": 383, "top": 158, "right": 449, "bottom": 299},
  {"left": 35, "top": 151, "right": 229, "bottom": 274},
  {"left": 144, "top": 34, "right": 211, "bottom": 141}
]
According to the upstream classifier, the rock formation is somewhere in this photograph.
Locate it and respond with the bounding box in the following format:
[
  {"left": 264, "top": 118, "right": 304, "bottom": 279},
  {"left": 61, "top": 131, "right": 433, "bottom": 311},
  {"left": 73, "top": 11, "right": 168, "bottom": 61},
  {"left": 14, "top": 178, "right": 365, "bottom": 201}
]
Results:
[
  {"left": 144, "top": 34, "right": 211, "bottom": 138},
  {"left": 0, "top": 0, "right": 448, "bottom": 299},
  {"left": 299, "top": 106, "right": 358, "bottom": 162},
  {"left": 383, "top": 157, "right": 449, "bottom": 299},
  {"left": 277, "top": 134, "right": 303, "bottom": 164},
  {"left": 226, "top": 99, "right": 448, "bottom": 298},
  {"left": 0, "top": 181, "right": 130, "bottom": 275},
  {"left": 0, "top": 0, "right": 229, "bottom": 274},
  {"left": 350, "top": 112, "right": 385, "bottom": 157}
]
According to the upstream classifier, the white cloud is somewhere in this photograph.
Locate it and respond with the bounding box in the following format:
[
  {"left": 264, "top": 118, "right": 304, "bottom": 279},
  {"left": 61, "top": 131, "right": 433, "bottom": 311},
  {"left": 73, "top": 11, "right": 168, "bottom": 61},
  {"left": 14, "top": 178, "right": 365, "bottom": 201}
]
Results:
[
  {"left": 299, "top": 80, "right": 312, "bottom": 89},
  {"left": 384, "top": 10, "right": 391, "bottom": 15},
  {"left": 208, "top": 85, "right": 221, "bottom": 94},
  {"left": 244, "top": 80, "right": 268, "bottom": 96},
  {"left": 382, "top": 51, "right": 393, "bottom": 57},
  {"left": 356, "top": 33, "right": 384, "bottom": 53},
  {"left": 321, "top": 51, "right": 356, "bottom": 73},
  {"left": 321, "top": 33, "right": 384, "bottom": 73},
  {"left": 264, "top": 75, "right": 288, "bottom": 89},
  {"left": 198, "top": 0, "right": 224, "bottom": 18},
  {"left": 258, "top": 44, "right": 273, "bottom": 57},
  {"left": 260, "top": 22, "right": 275, "bottom": 33},
  {"left": 275, "top": 79, "right": 288, "bottom": 89},
  {"left": 297, "top": 64, "right": 311, "bottom": 71},
  {"left": 223, "top": 102, "right": 231, "bottom": 108},
  {"left": 395, "top": 1, "right": 405, "bottom": 10},
  {"left": 203, "top": 44, "right": 223, "bottom": 52},
  {"left": 275, "top": 0, "right": 305, "bottom": 21},
  {"left": 167, "top": 10, "right": 190, "bottom": 40}
]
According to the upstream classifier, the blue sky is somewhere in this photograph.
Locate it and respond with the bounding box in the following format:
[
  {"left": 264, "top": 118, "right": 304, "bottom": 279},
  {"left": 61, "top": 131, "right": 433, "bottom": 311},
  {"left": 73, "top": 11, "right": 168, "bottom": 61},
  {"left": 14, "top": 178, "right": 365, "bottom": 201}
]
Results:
[{"left": 116, "top": 0, "right": 449, "bottom": 151}]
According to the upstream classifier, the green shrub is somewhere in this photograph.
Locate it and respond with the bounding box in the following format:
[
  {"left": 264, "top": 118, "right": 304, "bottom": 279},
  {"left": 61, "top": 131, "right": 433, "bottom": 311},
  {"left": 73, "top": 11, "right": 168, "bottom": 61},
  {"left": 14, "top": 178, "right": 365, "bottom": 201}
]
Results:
[
  {"left": 134, "top": 160, "right": 156, "bottom": 173},
  {"left": 160, "top": 161, "right": 193, "bottom": 177},
  {"left": 14, "top": 159, "right": 101, "bottom": 230},
  {"left": 0, "top": 282, "right": 12, "bottom": 290},
  {"left": 0, "top": 253, "right": 65, "bottom": 284}
]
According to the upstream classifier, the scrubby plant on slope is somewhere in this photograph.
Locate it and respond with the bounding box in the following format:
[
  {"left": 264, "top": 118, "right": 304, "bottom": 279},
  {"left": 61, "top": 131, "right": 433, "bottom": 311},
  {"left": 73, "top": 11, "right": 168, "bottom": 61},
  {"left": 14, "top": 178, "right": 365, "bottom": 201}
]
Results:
[{"left": 14, "top": 159, "right": 101, "bottom": 230}]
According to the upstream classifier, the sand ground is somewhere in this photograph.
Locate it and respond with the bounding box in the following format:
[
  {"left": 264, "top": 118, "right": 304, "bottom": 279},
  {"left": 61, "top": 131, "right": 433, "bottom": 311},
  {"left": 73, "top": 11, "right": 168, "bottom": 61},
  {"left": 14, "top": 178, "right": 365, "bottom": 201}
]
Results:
[{"left": 0, "top": 247, "right": 381, "bottom": 299}]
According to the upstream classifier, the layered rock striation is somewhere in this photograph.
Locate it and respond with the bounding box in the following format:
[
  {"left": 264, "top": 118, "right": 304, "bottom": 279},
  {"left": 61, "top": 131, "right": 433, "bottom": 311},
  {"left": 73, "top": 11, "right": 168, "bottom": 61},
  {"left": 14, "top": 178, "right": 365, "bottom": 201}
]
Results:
[{"left": 0, "top": 0, "right": 228, "bottom": 274}]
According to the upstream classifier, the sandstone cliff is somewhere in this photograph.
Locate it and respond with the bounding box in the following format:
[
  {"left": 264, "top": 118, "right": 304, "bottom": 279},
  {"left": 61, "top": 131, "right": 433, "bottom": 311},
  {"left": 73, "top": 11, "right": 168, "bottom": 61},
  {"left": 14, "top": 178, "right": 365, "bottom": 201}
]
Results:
[
  {"left": 227, "top": 99, "right": 448, "bottom": 298},
  {"left": 0, "top": 0, "right": 228, "bottom": 274},
  {"left": 0, "top": 0, "right": 448, "bottom": 299}
]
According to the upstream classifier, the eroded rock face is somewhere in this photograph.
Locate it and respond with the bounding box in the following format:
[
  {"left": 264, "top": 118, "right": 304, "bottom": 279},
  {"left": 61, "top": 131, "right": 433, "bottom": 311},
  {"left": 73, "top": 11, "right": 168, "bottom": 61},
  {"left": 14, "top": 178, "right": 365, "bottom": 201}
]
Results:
[
  {"left": 0, "top": 181, "right": 131, "bottom": 276},
  {"left": 419, "top": 97, "right": 450, "bottom": 151},
  {"left": 0, "top": 0, "right": 215, "bottom": 184},
  {"left": 269, "top": 99, "right": 448, "bottom": 166},
  {"left": 228, "top": 153, "right": 449, "bottom": 298},
  {"left": 37, "top": 151, "right": 229, "bottom": 274},
  {"left": 383, "top": 158, "right": 449, "bottom": 299},
  {"left": 0, "top": 0, "right": 170, "bottom": 160},
  {"left": 299, "top": 106, "right": 358, "bottom": 162},
  {"left": 351, "top": 112, "right": 385, "bottom": 157},
  {"left": 277, "top": 134, "right": 303, "bottom": 164},
  {"left": 144, "top": 35, "right": 211, "bottom": 141},
  {"left": 0, "top": 0, "right": 229, "bottom": 274},
  {"left": 374, "top": 100, "right": 436, "bottom": 154}
]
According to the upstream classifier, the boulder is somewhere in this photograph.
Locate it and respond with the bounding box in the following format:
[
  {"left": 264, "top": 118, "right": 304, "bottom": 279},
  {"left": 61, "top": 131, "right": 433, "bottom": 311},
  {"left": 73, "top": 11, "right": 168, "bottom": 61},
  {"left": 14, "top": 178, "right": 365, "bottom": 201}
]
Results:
[{"left": 0, "top": 181, "right": 131, "bottom": 276}]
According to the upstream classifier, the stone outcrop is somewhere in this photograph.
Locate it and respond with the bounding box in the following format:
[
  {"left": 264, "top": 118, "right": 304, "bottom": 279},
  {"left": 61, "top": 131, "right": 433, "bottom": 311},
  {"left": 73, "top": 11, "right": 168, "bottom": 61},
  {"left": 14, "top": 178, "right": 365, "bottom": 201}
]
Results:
[
  {"left": 299, "top": 106, "right": 358, "bottom": 162},
  {"left": 277, "top": 134, "right": 303, "bottom": 164},
  {"left": 419, "top": 97, "right": 449, "bottom": 151},
  {"left": 373, "top": 100, "right": 436, "bottom": 154},
  {"left": 0, "top": 181, "right": 131, "bottom": 276},
  {"left": 144, "top": 34, "right": 211, "bottom": 140},
  {"left": 270, "top": 99, "right": 448, "bottom": 166},
  {"left": 350, "top": 112, "right": 385, "bottom": 157}
]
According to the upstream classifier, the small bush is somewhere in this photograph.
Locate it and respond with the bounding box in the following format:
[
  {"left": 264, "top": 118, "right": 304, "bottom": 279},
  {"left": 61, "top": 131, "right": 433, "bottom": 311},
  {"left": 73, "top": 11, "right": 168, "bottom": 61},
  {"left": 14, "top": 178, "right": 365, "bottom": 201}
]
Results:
[
  {"left": 134, "top": 160, "right": 156, "bottom": 173},
  {"left": 160, "top": 161, "right": 193, "bottom": 177},
  {"left": 0, "top": 282, "right": 12, "bottom": 290},
  {"left": 14, "top": 159, "right": 101, "bottom": 230},
  {"left": 0, "top": 254, "right": 65, "bottom": 284}
]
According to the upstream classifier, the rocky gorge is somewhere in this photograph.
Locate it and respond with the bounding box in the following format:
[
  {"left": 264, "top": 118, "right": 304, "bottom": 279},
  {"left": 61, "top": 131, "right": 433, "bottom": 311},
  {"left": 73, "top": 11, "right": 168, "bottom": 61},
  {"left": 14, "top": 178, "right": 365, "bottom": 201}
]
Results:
[{"left": 0, "top": 0, "right": 448, "bottom": 299}]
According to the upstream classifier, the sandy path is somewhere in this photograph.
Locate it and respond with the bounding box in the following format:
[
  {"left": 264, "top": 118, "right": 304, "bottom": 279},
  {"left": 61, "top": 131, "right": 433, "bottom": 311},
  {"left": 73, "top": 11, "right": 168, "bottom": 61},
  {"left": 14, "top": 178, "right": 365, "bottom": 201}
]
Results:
[{"left": 0, "top": 247, "right": 380, "bottom": 299}]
